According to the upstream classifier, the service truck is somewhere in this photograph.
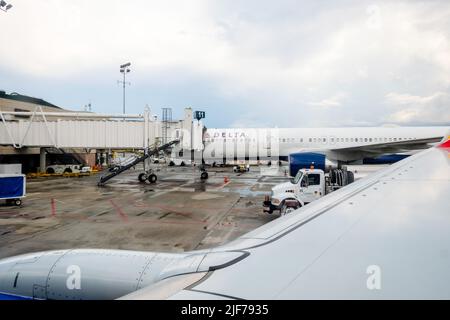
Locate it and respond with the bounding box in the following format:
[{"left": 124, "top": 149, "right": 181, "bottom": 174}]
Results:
[
  {"left": 263, "top": 167, "right": 354, "bottom": 216},
  {"left": 45, "top": 164, "right": 91, "bottom": 175}
]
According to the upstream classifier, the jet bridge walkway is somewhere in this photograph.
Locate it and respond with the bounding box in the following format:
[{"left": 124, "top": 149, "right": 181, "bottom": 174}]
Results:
[{"left": 97, "top": 140, "right": 180, "bottom": 186}]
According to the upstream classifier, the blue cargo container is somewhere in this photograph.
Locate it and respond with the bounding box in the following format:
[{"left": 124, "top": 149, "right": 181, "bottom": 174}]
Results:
[{"left": 0, "top": 174, "right": 26, "bottom": 206}]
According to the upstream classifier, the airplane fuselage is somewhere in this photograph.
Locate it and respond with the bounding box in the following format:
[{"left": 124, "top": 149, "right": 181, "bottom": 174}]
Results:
[{"left": 201, "top": 126, "right": 448, "bottom": 163}]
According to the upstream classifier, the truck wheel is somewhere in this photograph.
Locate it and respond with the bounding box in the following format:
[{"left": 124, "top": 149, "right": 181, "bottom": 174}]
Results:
[
  {"left": 148, "top": 174, "right": 157, "bottom": 184},
  {"left": 330, "top": 170, "right": 336, "bottom": 184},
  {"left": 200, "top": 172, "right": 209, "bottom": 180},
  {"left": 281, "top": 205, "right": 296, "bottom": 216},
  {"left": 347, "top": 171, "right": 354, "bottom": 184},
  {"left": 14, "top": 199, "right": 22, "bottom": 206},
  {"left": 138, "top": 173, "right": 147, "bottom": 183},
  {"left": 169, "top": 161, "right": 175, "bottom": 167},
  {"left": 64, "top": 168, "right": 72, "bottom": 174},
  {"left": 46, "top": 168, "right": 55, "bottom": 174},
  {"left": 180, "top": 162, "right": 186, "bottom": 167}
]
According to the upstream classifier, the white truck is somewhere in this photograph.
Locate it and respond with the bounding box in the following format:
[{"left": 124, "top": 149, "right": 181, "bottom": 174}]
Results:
[
  {"left": 46, "top": 164, "right": 91, "bottom": 175},
  {"left": 263, "top": 168, "right": 354, "bottom": 216}
]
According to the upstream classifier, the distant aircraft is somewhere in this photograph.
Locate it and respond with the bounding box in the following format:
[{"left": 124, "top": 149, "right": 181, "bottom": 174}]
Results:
[
  {"left": 198, "top": 126, "right": 448, "bottom": 170},
  {"left": 0, "top": 133, "right": 449, "bottom": 300}
]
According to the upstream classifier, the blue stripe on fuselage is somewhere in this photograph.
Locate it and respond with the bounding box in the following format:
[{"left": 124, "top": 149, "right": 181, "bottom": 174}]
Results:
[{"left": 0, "top": 292, "right": 34, "bottom": 300}]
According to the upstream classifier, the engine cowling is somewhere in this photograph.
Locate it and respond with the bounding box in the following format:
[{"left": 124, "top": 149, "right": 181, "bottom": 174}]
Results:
[{"left": 289, "top": 152, "right": 337, "bottom": 176}]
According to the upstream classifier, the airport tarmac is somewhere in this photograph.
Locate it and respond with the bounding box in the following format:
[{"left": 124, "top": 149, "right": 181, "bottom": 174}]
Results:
[
  {"left": 0, "top": 165, "right": 289, "bottom": 259},
  {"left": 0, "top": 164, "right": 387, "bottom": 260}
]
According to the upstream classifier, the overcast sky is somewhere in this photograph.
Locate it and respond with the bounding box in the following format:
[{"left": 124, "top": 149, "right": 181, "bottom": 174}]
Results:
[{"left": 1, "top": 0, "right": 449, "bottom": 128}]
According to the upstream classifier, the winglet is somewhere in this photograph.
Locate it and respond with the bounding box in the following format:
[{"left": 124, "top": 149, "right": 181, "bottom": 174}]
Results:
[{"left": 438, "top": 133, "right": 450, "bottom": 149}]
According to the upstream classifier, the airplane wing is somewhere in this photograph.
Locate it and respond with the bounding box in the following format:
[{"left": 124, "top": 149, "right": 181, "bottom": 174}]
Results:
[
  {"left": 329, "top": 136, "right": 443, "bottom": 158},
  {"left": 121, "top": 135, "right": 450, "bottom": 299}
]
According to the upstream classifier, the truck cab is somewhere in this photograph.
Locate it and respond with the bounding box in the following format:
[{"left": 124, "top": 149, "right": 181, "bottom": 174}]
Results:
[{"left": 263, "top": 167, "right": 353, "bottom": 216}]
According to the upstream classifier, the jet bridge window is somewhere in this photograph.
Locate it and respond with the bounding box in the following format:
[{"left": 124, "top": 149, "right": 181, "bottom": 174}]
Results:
[{"left": 307, "top": 174, "right": 321, "bottom": 186}]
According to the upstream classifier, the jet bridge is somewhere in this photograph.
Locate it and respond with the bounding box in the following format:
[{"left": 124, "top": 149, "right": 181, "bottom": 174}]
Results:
[
  {"left": 0, "top": 106, "right": 204, "bottom": 150},
  {"left": 0, "top": 106, "right": 205, "bottom": 172}
]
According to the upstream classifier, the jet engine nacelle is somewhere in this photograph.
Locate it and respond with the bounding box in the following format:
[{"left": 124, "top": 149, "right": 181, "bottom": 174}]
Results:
[
  {"left": 289, "top": 152, "right": 338, "bottom": 176},
  {"left": 0, "top": 249, "right": 247, "bottom": 300}
]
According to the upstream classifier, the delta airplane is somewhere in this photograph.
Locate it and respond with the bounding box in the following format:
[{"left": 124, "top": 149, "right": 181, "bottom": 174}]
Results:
[
  {"left": 197, "top": 126, "right": 448, "bottom": 170},
  {"left": 0, "top": 133, "right": 449, "bottom": 299}
]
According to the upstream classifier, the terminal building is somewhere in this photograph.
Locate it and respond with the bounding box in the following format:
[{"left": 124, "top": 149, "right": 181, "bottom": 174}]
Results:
[{"left": 0, "top": 91, "right": 204, "bottom": 173}]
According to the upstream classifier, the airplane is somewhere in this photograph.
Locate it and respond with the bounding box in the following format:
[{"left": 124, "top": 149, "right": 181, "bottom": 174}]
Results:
[
  {"left": 0, "top": 133, "right": 449, "bottom": 300},
  {"left": 176, "top": 126, "right": 449, "bottom": 171}
]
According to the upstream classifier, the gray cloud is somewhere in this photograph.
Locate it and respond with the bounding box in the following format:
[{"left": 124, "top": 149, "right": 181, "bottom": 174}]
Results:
[{"left": 0, "top": 0, "right": 449, "bottom": 127}]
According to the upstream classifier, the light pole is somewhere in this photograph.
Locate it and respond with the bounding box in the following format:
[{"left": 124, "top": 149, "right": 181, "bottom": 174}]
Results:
[
  {"left": 0, "top": 1, "right": 13, "bottom": 12},
  {"left": 119, "top": 63, "right": 131, "bottom": 114}
]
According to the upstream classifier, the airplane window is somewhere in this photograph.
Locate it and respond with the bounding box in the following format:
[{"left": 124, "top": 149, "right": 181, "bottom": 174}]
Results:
[
  {"left": 308, "top": 174, "right": 321, "bottom": 186},
  {"left": 331, "top": 138, "right": 334, "bottom": 142},
  {"left": 355, "top": 138, "right": 358, "bottom": 142},
  {"left": 365, "top": 138, "right": 368, "bottom": 142},
  {"left": 394, "top": 138, "right": 397, "bottom": 141},
  {"left": 323, "top": 138, "right": 327, "bottom": 143},
  {"left": 369, "top": 138, "right": 372, "bottom": 142},
  {"left": 313, "top": 138, "right": 317, "bottom": 142},
  {"left": 309, "top": 138, "right": 312, "bottom": 143},
  {"left": 300, "top": 138, "right": 303, "bottom": 143},
  {"left": 345, "top": 138, "right": 349, "bottom": 142},
  {"left": 282, "top": 139, "right": 286, "bottom": 143}
]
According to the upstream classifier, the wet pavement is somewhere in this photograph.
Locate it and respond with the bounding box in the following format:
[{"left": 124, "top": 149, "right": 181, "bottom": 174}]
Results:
[{"left": 0, "top": 165, "right": 287, "bottom": 259}]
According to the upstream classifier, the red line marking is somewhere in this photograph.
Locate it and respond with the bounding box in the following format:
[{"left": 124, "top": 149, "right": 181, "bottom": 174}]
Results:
[
  {"left": 110, "top": 199, "right": 128, "bottom": 222},
  {"left": 51, "top": 198, "right": 56, "bottom": 217}
]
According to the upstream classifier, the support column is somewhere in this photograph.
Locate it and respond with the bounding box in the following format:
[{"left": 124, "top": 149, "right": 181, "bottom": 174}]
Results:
[{"left": 40, "top": 148, "right": 46, "bottom": 173}]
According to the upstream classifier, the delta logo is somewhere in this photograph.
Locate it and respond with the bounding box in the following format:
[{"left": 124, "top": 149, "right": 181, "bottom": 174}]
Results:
[{"left": 204, "top": 132, "right": 247, "bottom": 139}]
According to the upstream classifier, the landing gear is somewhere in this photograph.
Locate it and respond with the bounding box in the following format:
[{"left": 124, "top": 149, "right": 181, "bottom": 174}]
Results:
[
  {"left": 138, "top": 172, "right": 157, "bottom": 184},
  {"left": 200, "top": 171, "right": 209, "bottom": 180},
  {"left": 138, "top": 173, "right": 147, "bottom": 183},
  {"left": 148, "top": 174, "right": 157, "bottom": 184},
  {"left": 199, "top": 163, "right": 209, "bottom": 181}
]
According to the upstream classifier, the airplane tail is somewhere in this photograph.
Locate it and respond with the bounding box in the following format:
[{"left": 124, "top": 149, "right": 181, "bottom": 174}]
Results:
[{"left": 438, "top": 131, "right": 450, "bottom": 149}]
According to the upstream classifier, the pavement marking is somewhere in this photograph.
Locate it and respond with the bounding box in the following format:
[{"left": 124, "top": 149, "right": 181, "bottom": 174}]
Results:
[
  {"left": 109, "top": 199, "right": 129, "bottom": 222},
  {"left": 51, "top": 198, "right": 57, "bottom": 217}
]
